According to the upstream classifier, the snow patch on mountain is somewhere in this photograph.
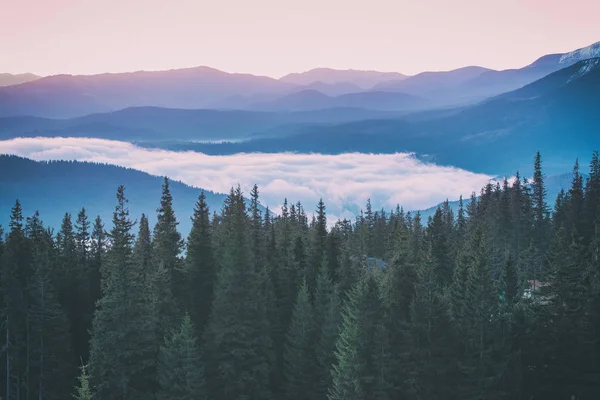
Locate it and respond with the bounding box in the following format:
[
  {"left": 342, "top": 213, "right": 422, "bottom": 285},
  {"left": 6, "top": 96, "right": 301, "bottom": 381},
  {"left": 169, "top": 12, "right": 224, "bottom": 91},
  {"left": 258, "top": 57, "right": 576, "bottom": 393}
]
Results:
[
  {"left": 559, "top": 41, "right": 600, "bottom": 65},
  {"left": 567, "top": 58, "right": 600, "bottom": 83}
]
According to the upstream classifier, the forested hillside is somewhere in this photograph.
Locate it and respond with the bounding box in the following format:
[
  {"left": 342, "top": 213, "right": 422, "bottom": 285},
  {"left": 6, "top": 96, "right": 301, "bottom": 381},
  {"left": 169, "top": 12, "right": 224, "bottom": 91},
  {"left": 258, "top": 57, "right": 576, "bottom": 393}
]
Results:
[
  {"left": 1, "top": 151, "right": 600, "bottom": 399},
  {"left": 0, "top": 155, "right": 231, "bottom": 235}
]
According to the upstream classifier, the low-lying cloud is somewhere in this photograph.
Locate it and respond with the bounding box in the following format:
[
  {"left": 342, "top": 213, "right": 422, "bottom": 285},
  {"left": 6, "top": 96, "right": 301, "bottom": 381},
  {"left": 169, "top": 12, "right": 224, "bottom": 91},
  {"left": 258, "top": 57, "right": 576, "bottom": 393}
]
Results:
[{"left": 0, "top": 137, "right": 494, "bottom": 221}]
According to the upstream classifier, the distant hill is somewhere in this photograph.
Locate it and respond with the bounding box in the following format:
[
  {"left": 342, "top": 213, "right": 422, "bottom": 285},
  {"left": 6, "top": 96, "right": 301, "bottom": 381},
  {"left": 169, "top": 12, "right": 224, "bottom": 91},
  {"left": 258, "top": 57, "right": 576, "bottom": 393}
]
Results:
[
  {"left": 0, "top": 155, "right": 239, "bottom": 236},
  {"left": 0, "top": 73, "right": 41, "bottom": 87},
  {"left": 0, "top": 67, "right": 295, "bottom": 118},
  {"left": 369, "top": 41, "right": 600, "bottom": 107},
  {"left": 249, "top": 90, "right": 429, "bottom": 112},
  {"left": 456, "top": 41, "right": 600, "bottom": 101},
  {"left": 371, "top": 66, "right": 492, "bottom": 103},
  {"left": 144, "top": 59, "right": 600, "bottom": 176},
  {"left": 0, "top": 106, "right": 408, "bottom": 141},
  {"left": 279, "top": 68, "right": 408, "bottom": 89}
]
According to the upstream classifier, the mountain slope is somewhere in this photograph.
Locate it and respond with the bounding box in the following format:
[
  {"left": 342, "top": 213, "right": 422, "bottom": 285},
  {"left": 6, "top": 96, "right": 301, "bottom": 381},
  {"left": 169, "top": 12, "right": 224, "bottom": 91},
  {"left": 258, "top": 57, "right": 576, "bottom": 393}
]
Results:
[
  {"left": 152, "top": 59, "right": 600, "bottom": 175},
  {"left": 0, "top": 106, "right": 408, "bottom": 142},
  {"left": 371, "top": 66, "right": 492, "bottom": 101},
  {"left": 279, "top": 68, "right": 407, "bottom": 88},
  {"left": 0, "top": 73, "right": 41, "bottom": 87},
  {"left": 0, "top": 155, "right": 233, "bottom": 236},
  {"left": 250, "top": 90, "right": 429, "bottom": 111},
  {"left": 0, "top": 67, "right": 296, "bottom": 118},
  {"left": 458, "top": 40, "right": 600, "bottom": 100}
]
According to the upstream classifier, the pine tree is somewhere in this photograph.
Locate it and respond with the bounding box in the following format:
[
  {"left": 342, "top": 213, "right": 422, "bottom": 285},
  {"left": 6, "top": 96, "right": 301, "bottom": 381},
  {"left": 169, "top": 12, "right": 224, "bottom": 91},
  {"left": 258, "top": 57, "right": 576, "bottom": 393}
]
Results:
[
  {"left": 73, "top": 362, "right": 92, "bottom": 400},
  {"left": 406, "top": 249, "right": 455, "bottom": 400},
  {"left": 133, "top": 214, "right": 152, "bottom": 282},
  {"left": 451, "top": 228, "right": 505, "bottom": 399},
  {"left": 157, "top": 314, "right": 206, "bottom": 400},
  {"left": 283, "top": 281, "right": 315, "bottom": 400},
  {"left": 184, "top": 192, "right": 216, "bottom": 339},
  {"left": 314, "top": 279, "right": 341, "bottom": 400},
  {"left": 329, "top": 274, "right": 390, "bottom": 400},
  {"left": 88, "top": 186, "right": 156, "bottom": 399},
  {"left": 56, "top": 212, "right": 90, "bottom": 362},
  {"left": 203, "top": 186, "right": 271, "bottom": 400},
  {"left": 151, "top": 177, "right": 184, "bottom": 339},
  {"left": 308, "top": 199, "right": 328, "bottom": 295},
  {"left": 1, "top": 200, "right": 31, "bottom": 399},
  {"left": 89, "top": 216, "right": 105, "bottom": 307}
]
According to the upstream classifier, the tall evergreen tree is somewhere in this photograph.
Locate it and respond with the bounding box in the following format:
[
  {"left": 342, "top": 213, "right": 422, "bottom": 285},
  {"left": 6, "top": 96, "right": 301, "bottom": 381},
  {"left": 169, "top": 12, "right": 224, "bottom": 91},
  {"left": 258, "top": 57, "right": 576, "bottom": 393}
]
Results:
[
  {"left": 157, "top": 314, "right": 206, "bottom": 400},
  {"left": 203, "top": 186, "right": 272, "bottom": 400},
  {"left": 1, "top": 200, "right": 31, "bottom": 399},
  {"left": 405, "top": 249, "right": 455, "bottom": 400},
  {"left": 26, "top": 211, "right": 75, "bottom": 399},
  {"left": 451, "top": 228, "right": 505, "bottom": 399},
  {"left": 89, "top": 216, "right": 105, "bottom": 307},
  {"left": 283, "top": 281, "right": 315, "bottom": 400},
  {"left": 184, "top": 192, "right": 216, "bottom": 339},
  {"left": 73, "top": 362, "right": 92, "bottom": 400},
  {"left": 88, "top": 186, "right": 156, "bottom": 399},
  {"left": 329, "top": 274, "right": 390, "bottom": 400},
  {"left": 151, "top": 177, "right": 184, "bottom": 339},
  {"left": 314, "top": 269, "right": 341, "bottom": 400}
]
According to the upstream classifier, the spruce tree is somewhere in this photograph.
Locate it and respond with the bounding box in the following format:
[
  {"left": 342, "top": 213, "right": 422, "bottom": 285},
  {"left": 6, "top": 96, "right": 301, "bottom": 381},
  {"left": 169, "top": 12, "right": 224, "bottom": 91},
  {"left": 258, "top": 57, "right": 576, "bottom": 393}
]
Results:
[
  {"left": 88, "top": 186, "right": 156, "bottom": 399},
  {"left": 89, "top": 215, "right": 105, "bottom": 304},
  {"left": 57, "top": 211, "right": 90, "bottom": 362},
  {"left": 157, "top": 314, "right": 206, "bottom": 400},
  {"left": 406, "top": 249, "right": 455, "bottom": 400},
  {"left": 283, "top": 281, "right": 315, "bottom": 400},
  {"left": 314, "top": 276, "right": 341, "bottom": 400},
  {"left": 26, "top": 211, "right": 75, "bottom": 399},
  {"left": 184, "top": 192, "right": 216, "bottom": 339},
  {"left": 308, "top": 199, "right": 328, "bottom": 295},
  {"left": 151, "top": 177, "right": 184, "bottom": 339},
  {"left": 329, "top": 274, "right": 390, "bottom": 400},
  {"left": 203, "top": 186, "right": 271, "bottom": 400},
  {"left": 133, "top": 214, "right": 152, "bottom": 282},
  {"left": 73, "top": 362, "right": 92, "bottom": 400},
  {"left": 451, "top": 228, "right": 505, "bottom": 399},
  {"left": 1, "top": 200, "right": 31, "bottom": 399}
]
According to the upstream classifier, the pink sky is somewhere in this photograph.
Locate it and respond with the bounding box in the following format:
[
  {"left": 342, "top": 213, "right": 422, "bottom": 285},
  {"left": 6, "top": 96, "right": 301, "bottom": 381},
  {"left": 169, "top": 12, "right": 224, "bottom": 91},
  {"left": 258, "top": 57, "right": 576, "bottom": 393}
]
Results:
[{"left": 2, "top": 0, "right": 599, "bottom": 77}]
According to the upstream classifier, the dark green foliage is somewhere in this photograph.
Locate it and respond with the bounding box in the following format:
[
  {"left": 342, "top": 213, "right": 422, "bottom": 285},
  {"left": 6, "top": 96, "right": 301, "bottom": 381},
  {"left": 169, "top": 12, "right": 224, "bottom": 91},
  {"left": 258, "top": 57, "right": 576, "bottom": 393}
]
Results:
[
  {"left": 151, "top": 177, "right": 184, "bottom": 339},
  {"left": 2, "top": 150, "right": 600, "bottom": 399},
  {"left": 202, "top": 186, "right": 272, "bottom": 400},
  {"left": 329, "top": 274, "right": 390, "bottom": 400},
  {"left": 405, "top": 249, "right": 455, "bottom": 400},
  {"left": 183, "top": 192, "right": 216, "bottom": 339},
  {"left": 283, "top": 281, "right": 315, "bottom": 400},
  {"left": 157, "top": 315, "right": 206, "bottom": 400},
  {"left": 88, "top": 186, "right": 156, "bottom": 399}
]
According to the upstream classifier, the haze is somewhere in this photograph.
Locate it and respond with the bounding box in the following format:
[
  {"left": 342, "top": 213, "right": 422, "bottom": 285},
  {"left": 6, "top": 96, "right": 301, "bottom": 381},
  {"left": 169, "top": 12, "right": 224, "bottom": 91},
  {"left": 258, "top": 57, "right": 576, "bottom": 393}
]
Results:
[{"left": 3, "top": 0, "right": 600, "bottom": 77}]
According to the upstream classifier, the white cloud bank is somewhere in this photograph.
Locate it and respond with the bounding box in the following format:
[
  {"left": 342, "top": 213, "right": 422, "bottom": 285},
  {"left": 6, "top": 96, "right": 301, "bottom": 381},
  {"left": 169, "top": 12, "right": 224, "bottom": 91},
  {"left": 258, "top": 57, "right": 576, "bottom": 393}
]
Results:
[{"left": 0, "top": 137, "right": 494, "bottom": 221}]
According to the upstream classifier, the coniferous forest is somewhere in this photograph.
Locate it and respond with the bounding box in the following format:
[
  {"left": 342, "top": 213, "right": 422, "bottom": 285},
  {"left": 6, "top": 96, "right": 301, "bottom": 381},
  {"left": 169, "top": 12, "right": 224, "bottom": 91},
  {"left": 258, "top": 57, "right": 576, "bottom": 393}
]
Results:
[{"left": 1, "top": 151, "right": 600, "bottom": 400}]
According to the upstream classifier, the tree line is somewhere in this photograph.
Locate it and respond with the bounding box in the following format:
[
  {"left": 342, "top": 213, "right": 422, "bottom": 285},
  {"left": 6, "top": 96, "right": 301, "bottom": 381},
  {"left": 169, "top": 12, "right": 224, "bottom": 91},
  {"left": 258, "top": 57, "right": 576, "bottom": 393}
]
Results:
[{"left": 1, "top": 151, "right": 599, "bottom": 399}]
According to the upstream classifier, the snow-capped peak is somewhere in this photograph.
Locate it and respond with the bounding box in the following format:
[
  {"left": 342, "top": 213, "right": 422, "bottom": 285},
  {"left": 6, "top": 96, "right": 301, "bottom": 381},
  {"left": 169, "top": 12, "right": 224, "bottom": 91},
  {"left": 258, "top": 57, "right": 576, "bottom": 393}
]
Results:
[{"left": 559, "top": 41, "right": 600, "bottom": 65}]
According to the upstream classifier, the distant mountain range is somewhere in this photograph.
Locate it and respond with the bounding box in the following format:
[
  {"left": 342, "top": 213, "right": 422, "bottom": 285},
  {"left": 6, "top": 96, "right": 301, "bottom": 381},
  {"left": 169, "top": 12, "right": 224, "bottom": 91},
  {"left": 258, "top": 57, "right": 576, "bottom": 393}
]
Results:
[
  {"left": 279, "top": 68, "right": 408, "bottom": 88},
  {"left": 1, "top": 41, "right": 598, "bottom": 118},
  {"left": 248, "top": 90, "right": 429, "bottom": 112},
  {"left": 0, "top": 106, "right": 404, "bottom": 142},
  {"left": 0, "top": 73, "right": 40, "bottom": 87},
  {"left": 0, "top": 155, "right": 237, "bottom": 236},
  {"left": 135, "top": 58, "right": 600, "bottom": 176}
]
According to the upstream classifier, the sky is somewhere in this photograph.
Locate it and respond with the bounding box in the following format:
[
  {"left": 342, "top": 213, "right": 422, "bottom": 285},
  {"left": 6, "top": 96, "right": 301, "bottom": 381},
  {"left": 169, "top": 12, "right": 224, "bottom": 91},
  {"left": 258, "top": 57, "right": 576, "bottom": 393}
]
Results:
[
  {"left": 0, "top": 137, "right": 494, "bottom": 221},
  {"left": 2, "top": 0, "right": 599, "bottom": 77}
]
